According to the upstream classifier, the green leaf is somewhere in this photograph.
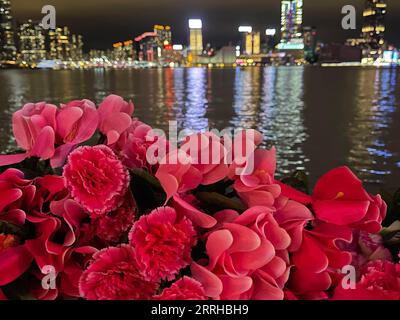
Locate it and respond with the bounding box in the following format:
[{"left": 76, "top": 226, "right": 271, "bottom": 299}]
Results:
[{"left": 195, "top": 191, "right": 246, "bottom": 213}]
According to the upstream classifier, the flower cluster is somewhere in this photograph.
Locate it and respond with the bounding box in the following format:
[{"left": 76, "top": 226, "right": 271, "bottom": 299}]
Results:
[{"left": 0, "top": 95, "right": 398, "bottom": 300}]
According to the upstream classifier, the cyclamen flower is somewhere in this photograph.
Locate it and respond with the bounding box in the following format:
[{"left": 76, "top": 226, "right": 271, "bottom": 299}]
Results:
[
  {"left": 63, "top": 145, "right": 130, "bottom": 216},
  {"left": 287, "top": 223, "right": 353, "bottom": 300},
  {"left": 230, "top": 148, "right": 282, "bottom": 208},
  {"left": 0, "top": 168, "right": 35, "bottom": 226},
  {"left": 52, "top": 99, "right": 99, "bottom": 168},
  {"left": 333, "top": 260, "right": 400, "bottom": 300},
  {"left": 79, "top": 245, "right": 157, "bottom": 300},
  {"left": 192, "top": 207, "right": 292, "bottom": 300},
  {"left": 129, "top": 207, "right": 197, "bottom": 282},
  {"left": 155, "top": 277, "right": 207, "bottom": 300},
  {"left": 0, "top": 102, "right": 57, "bottom": 166},
  {"left": 279, "top": 167, "right": 387, "bottom": 234},
  {"left": 98, "top": 95, "right": 134, "bottom": 145}
]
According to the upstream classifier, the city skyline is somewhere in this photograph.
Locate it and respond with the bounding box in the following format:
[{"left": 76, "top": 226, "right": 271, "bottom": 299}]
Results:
[{"left": 9, "top": 0, "right": 400, "bottom": 50}]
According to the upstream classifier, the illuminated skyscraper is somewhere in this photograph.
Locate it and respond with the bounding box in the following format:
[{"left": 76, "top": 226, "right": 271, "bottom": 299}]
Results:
[
  {"left": 188, "top": 19, "right": 203, "bottom": 55},
  {"left": 0, "top": 0, "right": 17, "bottom": 63},
  {"left": 48, "top": 26, "right": 71, "bottom": 61},
  {"left": 278, "top": 0, "right": 304, "bottom": 50},
  {"left": 362, "top": 0, "right": 386, "bottom": 51},
  {"left": 70, "top": 34, "right": 84, "bottom": 61},
  {"left": 18, "top": 20, "right": 46, "bottom": 65},
  {"left": 238, "top": 27, "right": 260, "bottom": 55}
]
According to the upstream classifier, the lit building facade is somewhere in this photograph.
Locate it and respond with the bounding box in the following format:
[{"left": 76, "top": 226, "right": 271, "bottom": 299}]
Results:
[
  {"left": 154, "top": 25, "right": 172, "bottom": 47},
  {"left": 48, "top": 26, "right": 84, "bottom": 61},
  {"left": 18, "top": 20, "right": 46, "bottom": 66},
  {"left": 48, "top": 27, "right": 71, "bottom": 61},
  {"left": 278, "top": 0, "right": 304, "bottom": 50},
  {"left": 70, "top": 34, "right": 84, "bottom": 61},
  {"left": 153, "top": 25, "right": 174, "bottom": 63},
  {"left": 244, "top": 31, "right": 260, "bottom": 55},
  {"left": 188, "top": 19, "right": 203, "bottom": 55},
  {"left": 113, "top": 40, "right": 135, "bottom": 62},
  {"left": 362, "top": 0, "right": 386, "bottom": 54},
  {"left": 0, "top": 0, "right": 17, "bottom": 63}
]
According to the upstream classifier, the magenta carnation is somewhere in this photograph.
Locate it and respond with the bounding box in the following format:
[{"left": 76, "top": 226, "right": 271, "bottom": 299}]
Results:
[
  {"left": 92, "top": 193, "right": 136, "bottom": 243},
  {"left": 129, "top": 206, "right": 197, "bottom": 282},
  {"left": 333, "top": 260, "right": 400, "bottom": 300},
  {"left": 63, "top": 145, "right": 130, "bottom": 216},
  {"left": 155, "top": 277, "right": 207, "bottom": 300},
  {"left": 79, "top": 245, "right": 157, "bottom": 300}
]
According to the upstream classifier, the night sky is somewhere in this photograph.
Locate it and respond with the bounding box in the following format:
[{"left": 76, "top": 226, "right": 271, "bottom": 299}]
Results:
[{"left": 10, "top": 0, "right": 400, "bottom": 50}]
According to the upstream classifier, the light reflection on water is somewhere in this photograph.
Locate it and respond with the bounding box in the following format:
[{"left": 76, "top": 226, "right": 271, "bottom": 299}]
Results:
[
  {"left": 348, "top": 68, "right": 397, "bottom": 185},
  {"left": 0, "top": 67, "right": 399, "bottom": 192}
]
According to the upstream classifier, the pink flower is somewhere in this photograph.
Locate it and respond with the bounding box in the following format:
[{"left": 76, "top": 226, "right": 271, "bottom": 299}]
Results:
[
  {"left": 0, "top": 102, "right": 57, "bottom": 166},
  {"left": 338, "top": 230, "right": 392, "bottom": 274},
  {"left": 129, "top": 206, "right": 197, "bottom": 282},
  {"left": 92, "top": 192, "right": 136, "bottom": 243},
  {"left": 63, "top": 145, "right": 130, "bottom": 216},
  {"left": 0, "top": 244, "right": 33, "bottom": 287},
  {"left": 79, "top": 245, "right": 157, "bottom": 300},
  {"left": 274, "top": 196, "right": 314, "bottom": 253},
  {"left": 98, "top": 95, "right": 134, "bottom": 145},
  {"left": 192, "top": 207, "right": 291, "bottom": 300},
  {"left": 0, "top": 169, "right": 35, "bottom": 226},
  {"left": 52, "top": 99, "right": 99, "bottom": 167},
  {"left": 280, "top": 167, "right": 387, "bottom": 233},
  {"left": 156, "top": 149, "right": 203, "bottom": 202},
  {"left": 333, "top": 260, "right": 400, "bottom": 300},
  {"left": 114, "top": 119, "right": 169, "bottom": 172},
  {"left": 230, "top": 148, "right": 281, "bottom": 208},
  {"left": 287, "top": 223, "right": 353, "bottom": 300},
  {"left": 172, "top": 194, "right": 217, "bottom": 229},
  {"left": 156, "top": 132, "right": 232, "bottom": 203},
  {"left": 180, "top": 132, "right": 229, "bottom": 185},
  {"left": 155, "top": 277, "right": 207, "bottom": 300}
]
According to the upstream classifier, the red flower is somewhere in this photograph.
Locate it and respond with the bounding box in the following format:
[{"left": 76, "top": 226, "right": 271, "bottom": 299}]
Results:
[
  {"left": 155, "top": 277, "right": 207, "bottom": 300},
  {"left": 129, "top": 207, "right": 197, "bottom": 282},
  {"left": 98, "top": 95, "right": 134, "bottom": 145},
  {"left": 192, "top": 207, "right": 291, "bottom": 300},
  {"left": 230, "top": 148, "right": 281, "bottom": 208},
  {"left": 279, "top": 167, "right": 386, "bottom": 233},
  {"left": 79, "top": 245, "right": 157, "bottom": 300},
  {"left": 63, "top": 145, "right": 130, "bottom": 216},
  {"left": 92, "top": 192, "right": 136, "bottom": 243},
  {"left": 287, "top": 223, "right": 353, "bottom": 300},
  {"left": 0, "top": 102, "right": 57, "bottom": 166},
  {"left": 0, "top": 169, "right": 35, "bottom": 226},
  {"left": 333, "top": 260, "right": 400, "bottom": 300}
]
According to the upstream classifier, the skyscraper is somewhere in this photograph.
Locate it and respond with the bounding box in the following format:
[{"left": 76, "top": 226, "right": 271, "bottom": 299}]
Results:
[
  {"left": 362, "top": 0, "right": 386, "bottom": 51},
  {"left": 18, "top": 20, "right": 46, "bottom": 66},
  {"left": 0, "top": 0, "right": 17, "bottom": 64},
  {"left": 70, "top": 34, "right": 84, "bottom": 61},
  {"left": 188, "top": 19, "right": 203, "bottom": 55},
  {"left": 278, "top": 0, "right": 304, "bottom": 50},
  {"left": 48, "top": 26, "right": 71, "bottom": 61}
]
